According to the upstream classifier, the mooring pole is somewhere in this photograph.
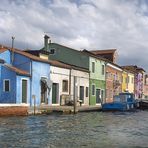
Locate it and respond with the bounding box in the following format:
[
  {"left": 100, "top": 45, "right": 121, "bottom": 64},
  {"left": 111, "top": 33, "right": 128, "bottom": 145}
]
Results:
[
  {"left": 73, "top": 76, "right": 77, "bottom": 114},
  {"left": 32, "top": 95, "right": 36, "bottom": 115}
]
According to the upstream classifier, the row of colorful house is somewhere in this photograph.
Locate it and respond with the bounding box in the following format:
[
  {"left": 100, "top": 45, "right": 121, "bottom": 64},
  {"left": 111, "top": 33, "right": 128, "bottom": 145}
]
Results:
[{"left": 0, "top": 35, "right": 147, "bottom": 107}]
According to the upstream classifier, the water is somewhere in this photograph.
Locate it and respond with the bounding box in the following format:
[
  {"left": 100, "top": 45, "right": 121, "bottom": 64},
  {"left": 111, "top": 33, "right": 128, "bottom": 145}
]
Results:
[{"left": 0, "top": 111, "right": 148, "bottom": 148}]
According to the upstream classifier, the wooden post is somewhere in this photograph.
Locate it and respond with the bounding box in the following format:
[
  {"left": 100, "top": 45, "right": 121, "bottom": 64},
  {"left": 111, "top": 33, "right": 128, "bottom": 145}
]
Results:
[
  {"left": 32, "top": 95, "right": 36, "bottom": 115},
  {"left": 73, "top": 76, "right": 77, "bottom": 114}
]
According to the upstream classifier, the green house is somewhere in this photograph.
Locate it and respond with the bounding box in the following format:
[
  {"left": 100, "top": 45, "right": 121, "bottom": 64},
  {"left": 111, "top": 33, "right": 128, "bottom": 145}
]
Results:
[
  {"left": 83, "top": 50, "right": 106, "bottom": 105},
  {"left": 41, "top": 41, "right": 89, "bottom": 70}
]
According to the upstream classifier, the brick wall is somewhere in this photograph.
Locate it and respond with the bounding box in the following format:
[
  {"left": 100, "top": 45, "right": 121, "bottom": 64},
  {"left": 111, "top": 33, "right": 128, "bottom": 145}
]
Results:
[{"left": 0, "top": 106, "right": 28, "bottom": 116}]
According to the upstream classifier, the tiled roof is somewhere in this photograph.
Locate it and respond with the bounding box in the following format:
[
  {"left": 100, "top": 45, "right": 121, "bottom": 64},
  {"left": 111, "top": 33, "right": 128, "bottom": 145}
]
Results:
[
  {"left": 0, "top": 44, "right": 89, "bottom": 72},
  {"left": 0, "top": 48, "right": 7, "bottom": 53},
  {"left": 4, "top": 64, "right": 30, "bottom": 76},
  {"left": 122, "top": 65, "right": 145, "bottom": 73},
  {"left": 91, "top": 49, "right": 117, "bottom": 54}
]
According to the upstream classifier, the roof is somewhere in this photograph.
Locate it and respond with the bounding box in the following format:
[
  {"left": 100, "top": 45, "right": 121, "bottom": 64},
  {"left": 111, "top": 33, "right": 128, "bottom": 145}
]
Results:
[
  {"left": 0, "top": 44, "right": 89, "bottom": 72},
  {"left": 91, "top": 49, "right": 117, "bottom": 54},
  {"left": 4, "top": 64, "right": 30, "bottom": 76},
  {"left": 25, "top": 49, "right": 89, "bottom": 72},
  {"left": 24, "top": 49, "right": 50, "bottom": 56},
  {"left": 122, "top": 65, "right": 145, "bottom": 73},
  {"left": 82, "top": 49, "right": 122, "bottom": 71},
  {"left": 82, "top": 49, "right": 108, "bottom": 62},
  {"left": 41, "top": 43, "right": 83, "bottom": 54}
]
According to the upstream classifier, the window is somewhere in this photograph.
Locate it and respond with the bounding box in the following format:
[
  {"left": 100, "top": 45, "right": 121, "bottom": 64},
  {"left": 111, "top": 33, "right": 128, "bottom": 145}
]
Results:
[
  {"left": 92, "top": 85, "right": 95, "bottom": 96},
  {"left": 131, "top": 77, "right": 134, "bottom": 84},
  {"left": 50, "top": 48, "right": 56, "bottom": 54},
  {"left": 86, "top": 87, "right": 89, "bottom": 97},
  {"left": 92, "top": 62, "right": 95, "bottom": 73},
  {"left": 62, "top": 80, "right": 68, "bottom": 92},
  {"left": 102, "top": 65, "right": 105, "bottom": 75},
  {"left": 3, "top": 80, "right": 10, "bottom": 92},
  {"left": 128, "top": 76, "right": 130, "bottom": 83},
  {"left": 80, "top": 86, "right": 84, "bottom": 102}
]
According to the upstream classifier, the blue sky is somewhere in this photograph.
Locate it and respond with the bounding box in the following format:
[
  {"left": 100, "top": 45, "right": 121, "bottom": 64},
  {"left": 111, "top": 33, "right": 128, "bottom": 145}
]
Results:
[{"left": 0, "top": 0, "right": 148, "bottom": 71}]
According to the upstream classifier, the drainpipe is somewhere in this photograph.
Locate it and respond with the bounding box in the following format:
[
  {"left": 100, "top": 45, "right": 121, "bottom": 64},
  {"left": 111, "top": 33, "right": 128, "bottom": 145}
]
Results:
[
  {"left": 69, "top": 69, "right": 71, "bottom": 97},
  {"left": 104, "top": 62, "right": 107, "bottom": 103},
  {"left": 11, "top": 36, "right": 15, "bottom": 64}
]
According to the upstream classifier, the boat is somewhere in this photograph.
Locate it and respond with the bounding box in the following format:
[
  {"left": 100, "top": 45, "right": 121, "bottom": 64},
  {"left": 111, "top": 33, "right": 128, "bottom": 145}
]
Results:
[
  {"left": 139, "top": 100, "right": 148, "bottom": 109},
  {"left": 102, "top": 92, "right": 139, "bottom": 111}
]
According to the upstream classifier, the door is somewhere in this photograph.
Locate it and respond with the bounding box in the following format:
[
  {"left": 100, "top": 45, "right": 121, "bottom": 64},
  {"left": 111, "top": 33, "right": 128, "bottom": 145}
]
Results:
[
  {"left": 96, "top": 89, "right": 101, "bottom": 104},
  {"left": 52, "top": 83, "right": 59, "bottom": 104},
  {"left": 79, "top": 86, "right": 84, "bottom": 102},
  {"left": 22, "top": 79, "right": 27, "bottom": 103},
  {"left": 41, "top": 80, "right": 47, "bottom": 103}
]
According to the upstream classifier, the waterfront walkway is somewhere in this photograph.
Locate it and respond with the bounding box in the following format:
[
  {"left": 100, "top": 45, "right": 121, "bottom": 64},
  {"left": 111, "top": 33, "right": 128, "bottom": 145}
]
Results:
[{"left": 29, "top": 105, "right": 102, "bottom": 115}]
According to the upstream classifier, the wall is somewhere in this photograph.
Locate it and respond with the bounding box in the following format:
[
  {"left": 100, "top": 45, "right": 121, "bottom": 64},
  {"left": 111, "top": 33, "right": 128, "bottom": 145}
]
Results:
[
  {"left": 46, "top": 43, "right": 89, "bottom": 70},
  {"left": 122, "top": 71, "right": 128, "bottom": 92},
  {"left": 71, "top": 69, "right": 89, "bottom": 105},
  {"left": 16, "top": 75, "right": 30, "bottom": 104},
  {"left": 89, "top": 56, "right": 106, "bottom": 81},
  {"left": 106, "top": 64, "right": 122, "bottom": 102},
  {"left": 50, "top": 66, "right": 70, "bottom": 105},
  {"left": 90, "top": 79, "right": 105, "bottom": 105},
  {"left": 135, "top": 72, "right": 143, "bottom": 98},
  {"left": 31, "top": 61, "right": 50, "bottom": 106},
  {"left": 0, "top": 50, "right": 11, "bottom": 64},
  {"left": 13, "top": 53, "right": 31, "bottom": 73},
  {"left": 127, "top": 73, "right": 134, "bottom": 93},
  {"left": 0, "top": 66, "right": 16, "bottom": 103},
  {"left": 89, "top": 56, "right": 106, "bottom": 105}
]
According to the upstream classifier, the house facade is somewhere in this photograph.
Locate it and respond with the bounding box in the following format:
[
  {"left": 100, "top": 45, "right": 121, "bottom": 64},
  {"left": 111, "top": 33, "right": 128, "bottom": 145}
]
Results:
[
  {"left": 26, "top": 48, "right": 90, "bottom": 106},
  {"left": 122, "top": 65, "right": 145, "bottom": 99},
  {"left": 143, "top": 74, "right": 148, "bottom": 99},
  {"left": 106, "top": 63, "right": 122, "bottom": 102},
  {"left": 0, "top": 45, "right": 51, "bottom": 106},
  {"left": 122, "top": 70, "right": 128, "bottom": 92}
]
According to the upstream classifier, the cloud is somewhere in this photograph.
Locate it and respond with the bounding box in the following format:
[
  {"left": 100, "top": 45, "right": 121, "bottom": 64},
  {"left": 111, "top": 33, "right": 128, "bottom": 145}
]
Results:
[{"left": 0, "top": 0, "right": 148, "bottom": 71}]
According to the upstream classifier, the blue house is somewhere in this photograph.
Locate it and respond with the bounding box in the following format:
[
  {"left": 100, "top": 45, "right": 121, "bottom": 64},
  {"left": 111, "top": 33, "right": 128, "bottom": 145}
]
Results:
[{"left": 0, "top": 45, "right": 51, "bottom": 106}]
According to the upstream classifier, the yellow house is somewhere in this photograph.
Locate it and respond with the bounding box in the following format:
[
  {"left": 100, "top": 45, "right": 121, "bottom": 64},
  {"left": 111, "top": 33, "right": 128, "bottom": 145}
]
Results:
[
  {"left": 127, "top": 72, "right": 134, "bottom": 93},
  {"left": 122, "top": 70, "right": 128, "bottom": 92}
]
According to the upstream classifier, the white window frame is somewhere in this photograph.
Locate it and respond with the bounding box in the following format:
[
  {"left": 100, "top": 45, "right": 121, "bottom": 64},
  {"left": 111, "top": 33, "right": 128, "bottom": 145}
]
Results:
[{"left": 3, "top": 79, "right": 10, "bottom": 92}]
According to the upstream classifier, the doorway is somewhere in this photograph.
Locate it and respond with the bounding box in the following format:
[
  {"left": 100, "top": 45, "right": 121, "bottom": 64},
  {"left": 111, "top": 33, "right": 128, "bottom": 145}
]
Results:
[
  {"left": 96, "top": 89, "right": 101, "bottom": 104},
  {"left": 22, "top": 79, "right": 27, "bottom": 103},
  {"left": 79, "top": 86, "right": 84, "bottom": 103},
  {"left": 41, "top": 79, "right": 47, "bottom": 104},
  {"left": 52, "top": 83, "right": 59, "bottom": 104}
]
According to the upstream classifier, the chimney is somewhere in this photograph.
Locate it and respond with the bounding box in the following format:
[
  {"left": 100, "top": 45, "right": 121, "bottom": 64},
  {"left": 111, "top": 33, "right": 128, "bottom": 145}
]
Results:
[{"left": 44, "top": 35, "right": 50, "bottom": 51}]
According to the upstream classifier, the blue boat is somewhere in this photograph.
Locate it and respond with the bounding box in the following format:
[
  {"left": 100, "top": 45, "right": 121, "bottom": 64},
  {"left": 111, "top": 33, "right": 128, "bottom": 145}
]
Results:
[{"left": 102, "top": 93, "right": 139, "bottom": 111}]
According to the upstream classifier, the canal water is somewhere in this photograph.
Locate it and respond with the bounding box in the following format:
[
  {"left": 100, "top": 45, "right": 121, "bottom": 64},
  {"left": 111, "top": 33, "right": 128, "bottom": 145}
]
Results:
[{"left": 0, "top": 111, "right": 148, "bottom": 148}]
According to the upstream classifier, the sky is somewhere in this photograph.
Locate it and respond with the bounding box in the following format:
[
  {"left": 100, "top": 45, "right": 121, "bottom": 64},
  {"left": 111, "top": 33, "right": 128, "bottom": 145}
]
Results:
[{"left": 0, "top": 0, "right": 148, "bottom": 71}]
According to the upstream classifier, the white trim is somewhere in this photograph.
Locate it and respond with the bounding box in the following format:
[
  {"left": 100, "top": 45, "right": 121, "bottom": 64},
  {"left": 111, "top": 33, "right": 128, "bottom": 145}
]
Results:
[
  {"left": 107, "top": 63, "right": 122, "bottom": 71},
  {"left": 3, "top": 79, "right": 10, "bottom": 92}
]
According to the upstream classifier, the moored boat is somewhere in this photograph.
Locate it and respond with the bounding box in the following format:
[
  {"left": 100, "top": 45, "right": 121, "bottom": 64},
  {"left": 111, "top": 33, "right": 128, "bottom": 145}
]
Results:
[{"left": 102, "top": 93, "right": 139, "bottom": 111}]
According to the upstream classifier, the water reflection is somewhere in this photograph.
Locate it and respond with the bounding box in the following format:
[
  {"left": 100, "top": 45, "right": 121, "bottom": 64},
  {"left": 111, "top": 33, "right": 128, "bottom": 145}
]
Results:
[{"left": 0, "top": 111, "right": 148, "bottom": 148}]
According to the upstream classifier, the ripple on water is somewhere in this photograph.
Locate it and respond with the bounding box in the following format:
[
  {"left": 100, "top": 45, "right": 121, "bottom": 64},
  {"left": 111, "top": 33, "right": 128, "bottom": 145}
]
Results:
[{"left": 0, "top": 111, "right": 148, "bottom": 147}]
